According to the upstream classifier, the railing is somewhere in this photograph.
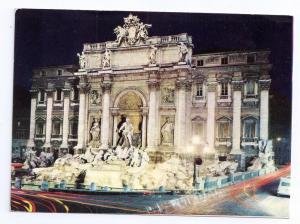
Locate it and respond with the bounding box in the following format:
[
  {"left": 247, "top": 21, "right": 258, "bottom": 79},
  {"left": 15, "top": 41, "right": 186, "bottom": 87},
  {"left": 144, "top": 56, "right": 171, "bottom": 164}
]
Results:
[
  {"left": 216, "top": 137, "right": 231, "bottom": 142},
  {"left": 54, "top": 100, "right": 63, "bottom": 104},
  {"left": 83, "top": 43, "right": 106, "bottom": 51},
  {"left": 202, "top": 169, "right": 271, "bottom": 192},
  {"left": 68, "top": 134, "right": 78, "bottom": 139},
  {"left": 242, "top": 137, "right": 259, "bottom": 142},
  {"left": 244, "top": 94, "right": 258, "bottom": 99},
  {"left": 35, "top": 134, "right": 45, "bottom": 138},
  {"left": 51, "top": 134, "right": 62, "bottom": 138},
  {"left": 194, "top": 96, "right": 205, "bottom": 101},
  {"left": 159, "top": 34, "right": 189, "bottom": 44}
]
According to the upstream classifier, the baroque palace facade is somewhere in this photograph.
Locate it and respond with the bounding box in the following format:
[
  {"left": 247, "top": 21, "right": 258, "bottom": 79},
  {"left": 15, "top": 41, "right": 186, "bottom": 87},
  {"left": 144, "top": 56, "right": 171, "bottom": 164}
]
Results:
[{"left": 27, "top": 14, "right": 271, "bottom": 167}]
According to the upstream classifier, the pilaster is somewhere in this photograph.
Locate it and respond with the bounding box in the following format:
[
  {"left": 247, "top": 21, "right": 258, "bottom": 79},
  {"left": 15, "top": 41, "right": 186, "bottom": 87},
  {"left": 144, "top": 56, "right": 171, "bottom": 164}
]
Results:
[
  {"left": 74, "top": 79, "right": 90, "bottom": 153},
  {"left": 27, "top": 89, "right": 38, "bottom": 148},
  {"left": 206, "top": 73, "right": 217, "bottom": 154},
  {"left": 60, "top": 88, "right": 71, "bottom": 149},
  {"left": 43, "top": 88, "right": 54, "bottom": 149},
  {"left": 147, "top": 79, "right": 160, "bottom": 151},
  {"left": 231, "top": 73, "right": 243, "bottom": 155},
  {"left": 174, "top": 79, "right": 188, "bottom": 153},
  {"left": 259, "top": 79, "right": 271, "bottom": 141},
  {"left": 100, "top": 79, "right": 112, "bottom": 149}
]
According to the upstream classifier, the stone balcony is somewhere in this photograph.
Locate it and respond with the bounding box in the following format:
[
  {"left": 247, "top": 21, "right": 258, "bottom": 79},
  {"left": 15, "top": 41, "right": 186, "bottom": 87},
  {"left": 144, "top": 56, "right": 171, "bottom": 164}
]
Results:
[
  {"left": 243, "top": 95, "right": 259, "bottom": 107},
  {"left": 83, "top": 33, "right": 192, "bottom": 52},
  {"left": 51, "top": 134, "right": 62, "bottom": 139},
  {"left": 35, "top": 134, "right": 45, "bottom": 141},
  {"left": 215, "top": 137, "right": 232, "bottom": 147},
  {"left": 241, "top": 137, "right": 259, "bottom": 146}
]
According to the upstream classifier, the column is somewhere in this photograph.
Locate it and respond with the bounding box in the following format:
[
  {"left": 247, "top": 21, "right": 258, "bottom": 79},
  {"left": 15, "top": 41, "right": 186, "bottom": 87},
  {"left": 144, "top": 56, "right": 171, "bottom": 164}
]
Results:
[
  {"left": 74, "top": 83, "right": 89, "bottom": 153},
  {"left": 100, "top": 82, "right": 112, "bottom": 149},
  {"left": 259, "top": 80, "right": 271, "bottom": 141},
  {"left": 60, "top": 88, "right": 70, "bottom": 149},
  {"left": 27, "top": 90, "right": 38, "bottom": 148},
  {"left": 175, "top": 80, "right": 187, "bottom": 153},
  {"left": 141, "top": 107, "right": 148, "bottom": 149},
  {"left": 185, "top": 81, "right": 192, "bottom": 145},
  {"left": 111, "top": 108, "right": 119, "bottom": 146},
  {"left": 206, "top": 75, "right": 217, "bottom": 154},
  {"left": 147, "top": 81, "right": 159, "bottom": 150},
  {"left": 43, "top": 89, "right": 54, "bottom": 149},
  {"left": 231, "top": 79, "right": 243, "bottom": 154}
]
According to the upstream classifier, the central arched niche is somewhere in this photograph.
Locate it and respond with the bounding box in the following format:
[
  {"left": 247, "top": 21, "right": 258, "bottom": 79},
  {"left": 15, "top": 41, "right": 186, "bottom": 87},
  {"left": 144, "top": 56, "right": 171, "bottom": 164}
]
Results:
[
  {"left": 117, "top": 91, "right": 143, "bottom": 146},
  {"left": 118, "top": 91, "right": 143, "bottom": 111}
]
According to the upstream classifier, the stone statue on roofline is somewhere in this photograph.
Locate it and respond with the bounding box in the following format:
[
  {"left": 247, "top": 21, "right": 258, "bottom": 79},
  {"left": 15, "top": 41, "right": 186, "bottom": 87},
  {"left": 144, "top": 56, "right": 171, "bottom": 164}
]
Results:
[
  {"left": 77, "top": 51, "right": 86, "bottom": 69},
  {"left": 148, "top": 45, "right": 158, "bottom": 65},
  {"left": 102, "top": 49, "right": 111, "bottom": 68},
  {"left": 178, "top": 42, "right": 189, "bottom": 63},
  {"left": 114, "top": 26, "right": 128, "bottom": 46}
]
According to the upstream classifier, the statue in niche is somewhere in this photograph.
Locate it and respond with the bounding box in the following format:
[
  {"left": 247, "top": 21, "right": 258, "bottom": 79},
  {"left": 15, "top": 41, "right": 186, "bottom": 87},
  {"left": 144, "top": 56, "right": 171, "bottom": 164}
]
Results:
[
  {"left": 162, "top": 87, "right": 175, "bottom": 104},
  {"left": 148, "top": 45, "right": 158, "bottom": 65},
  {"left": 90, "top": 90, "right": 101, "bottom": 105},
  {"left": 161, "top": 117, "right": 174, "bottom": 145},
  {"left": 89, "top": 118, "right": 100, "bottom": 147},
  {"left": 118, "top": 117, "right": 134, "bottom": 148},
  {"left": 102, "top": 49, "right": 111, "bottom": 68},
  {"left": 178, "top": 42, "right": 188, "bottom": 63},
  {"left": 77, "top": 51, "right": 86, "bottom": 69}
]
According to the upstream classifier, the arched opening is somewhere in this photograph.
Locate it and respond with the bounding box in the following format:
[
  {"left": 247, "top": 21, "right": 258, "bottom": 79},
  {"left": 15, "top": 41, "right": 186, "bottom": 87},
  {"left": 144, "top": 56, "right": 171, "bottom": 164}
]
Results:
[{"left": 116, "top": 91, "right": 144, "bottom": 147}]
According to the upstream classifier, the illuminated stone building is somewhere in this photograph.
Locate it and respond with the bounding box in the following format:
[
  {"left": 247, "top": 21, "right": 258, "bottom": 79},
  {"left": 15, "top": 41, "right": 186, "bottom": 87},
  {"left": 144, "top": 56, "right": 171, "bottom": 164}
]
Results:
[{"left": 27, "top": 14, "right": 271, "bottom": 167}]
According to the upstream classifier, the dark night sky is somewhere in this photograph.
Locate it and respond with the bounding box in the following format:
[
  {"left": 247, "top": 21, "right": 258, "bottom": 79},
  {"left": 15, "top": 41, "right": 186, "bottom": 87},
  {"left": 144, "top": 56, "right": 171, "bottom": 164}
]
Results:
[{"left": 13, "top": 9, "right": 293, "bottom": 138}]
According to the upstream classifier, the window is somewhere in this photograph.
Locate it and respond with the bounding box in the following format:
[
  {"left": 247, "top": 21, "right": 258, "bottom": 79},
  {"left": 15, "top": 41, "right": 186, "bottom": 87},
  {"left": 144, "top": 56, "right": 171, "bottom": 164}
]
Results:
[
  {"left": 197, "top": 60, "right": 204, "bottom": 67},
  {"left": 69, "top": 121, "right": 78, "bottom": 137},
  {"left": 221, "top": 82, "right": 228, "bottom": 96},
  {"left": 35, "top": 122, "right": 45, "bottom": 136},
  {"left": 52, "top": 120, "right": 62, "bottom": 136},
  {"left": 217, "top": 121, "right": 230, "bottom": 138},
  {"left": 195, "top": 83, "right": 203, "bottom": 97},
  {"left": 191, "top": 117, "right": 204, "bottom": 143},
  {"left": 243, "top": 119, "right": 257, "bottom": 138},
  {"left": 221, "top": 57, "right": 228, "bottom": 65},
  {"left": 39, "top": 90, "right": 45, "bottom": 103},
  {"left": 56, "top": 88, "right": 62, "bottom": 101},
  {"left": 193, "top": 122, "right": 204, "bottom": 137},
  {"left": 247, "top": 55, "right": 255, "bottom": 64},
  {"left": 246, "top": 80, "right": 255, "bottom": 95},
  {"left": 40, "top": 70, "right": 46, "bottom": 76},
  {"left": 57, "top": 69, "right": 62, "bottom": 76}
]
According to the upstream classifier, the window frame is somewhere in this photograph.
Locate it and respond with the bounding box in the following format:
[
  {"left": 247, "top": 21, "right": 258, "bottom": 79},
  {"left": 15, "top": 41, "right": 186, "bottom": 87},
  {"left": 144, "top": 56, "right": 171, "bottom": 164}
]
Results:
[
  {"left": 38, "top": 89, "right": 46, "bottom": 104},
  {"left": 35, "top": 120, "right": 45, "bottom": 137},
  {"left": 52, "top": 119, "right": 62, "bottom": 137},
  {"left": 242, "top": 117, "right": 258, "bottom": 139},
  {"left": 221, "top": 57, "right": 228, "bottom": 65},
  {"left": 220, "top": 82, "right": 229, "bottom": 96},
  {"left": 196, "top": 59, "right": 204, "bottom": 67}
]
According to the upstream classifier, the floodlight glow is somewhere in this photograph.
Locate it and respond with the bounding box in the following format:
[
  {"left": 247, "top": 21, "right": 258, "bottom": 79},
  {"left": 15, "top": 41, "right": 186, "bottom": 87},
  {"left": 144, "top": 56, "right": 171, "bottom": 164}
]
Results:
[{"left": 192, "top": 135, "right": 201, "bottom": 145}]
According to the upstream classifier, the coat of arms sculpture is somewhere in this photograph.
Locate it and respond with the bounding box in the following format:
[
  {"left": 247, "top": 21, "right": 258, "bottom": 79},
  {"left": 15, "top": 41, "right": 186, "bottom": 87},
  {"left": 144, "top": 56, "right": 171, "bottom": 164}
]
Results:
[{"left": 114, "top": 14, "right": 152, "bottom": 46}]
